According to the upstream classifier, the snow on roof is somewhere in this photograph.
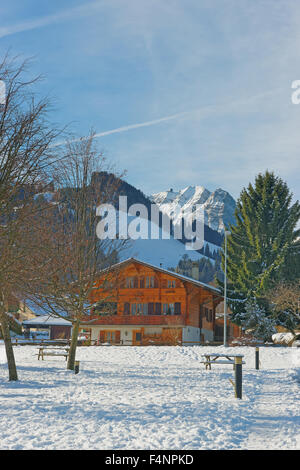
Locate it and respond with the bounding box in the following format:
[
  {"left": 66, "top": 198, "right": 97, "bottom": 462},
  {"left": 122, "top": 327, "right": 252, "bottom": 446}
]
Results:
[
  {"left": 23, "top": 315, "right": 72, "bottom": 327},
  {"left": 21, "top": 300, "right": 51, "bottom": 317},
  {"left": 100, "top": 257, "right": 221, "bottom": 295}
]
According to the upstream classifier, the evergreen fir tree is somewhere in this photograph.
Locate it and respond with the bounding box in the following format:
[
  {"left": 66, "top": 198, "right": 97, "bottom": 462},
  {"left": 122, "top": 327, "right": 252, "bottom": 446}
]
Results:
[{"left": 221, "top": 171, "right": 300, "bottom": 322}]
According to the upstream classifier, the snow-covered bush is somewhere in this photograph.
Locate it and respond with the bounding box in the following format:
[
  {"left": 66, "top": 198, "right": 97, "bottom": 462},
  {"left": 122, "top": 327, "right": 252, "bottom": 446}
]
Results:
[
  {"left": 272, "top": 332, "right": 295, "bottom": 346},
  {"left": 235, "top": 299, "right": 277, "bottom": 342}
]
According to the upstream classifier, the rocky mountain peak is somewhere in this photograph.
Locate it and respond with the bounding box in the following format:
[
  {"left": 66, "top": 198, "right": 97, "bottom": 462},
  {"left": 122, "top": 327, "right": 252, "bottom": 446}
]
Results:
[{"left": 151, "top": 185, "right": 236, "bottom": 233}]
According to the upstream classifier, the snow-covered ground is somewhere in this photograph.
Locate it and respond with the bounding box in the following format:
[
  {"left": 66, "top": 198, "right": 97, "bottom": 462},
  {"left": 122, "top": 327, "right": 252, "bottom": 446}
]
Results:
[{"left": 0, "top": 345, "right": 299, "bottom": 450}]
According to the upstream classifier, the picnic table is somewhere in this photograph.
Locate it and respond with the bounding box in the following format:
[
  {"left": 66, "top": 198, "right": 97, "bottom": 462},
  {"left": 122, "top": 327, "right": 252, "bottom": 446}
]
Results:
[
  {"left": 37, "top": 346, "right": 70, "bottom": 361},
  {"left": 200, "top": 353, "right": 245, "bottom": 370}
]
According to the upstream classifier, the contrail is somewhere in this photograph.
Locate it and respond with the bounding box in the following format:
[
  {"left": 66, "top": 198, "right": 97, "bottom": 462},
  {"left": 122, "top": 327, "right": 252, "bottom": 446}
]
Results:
[
  {"left": 51, "top": 88, "right": 281, "bottom": 148},
  {"left": 51, "top": 110, "right": 193, "bottom": 148},
  {"left": 0, "top": 1, "right": 102, "bottom": 39}
]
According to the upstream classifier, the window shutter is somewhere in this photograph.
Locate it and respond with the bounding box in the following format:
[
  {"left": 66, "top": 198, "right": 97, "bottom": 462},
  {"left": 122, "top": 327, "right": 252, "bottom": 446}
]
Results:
[
  {"left": 131, "top": 303, "right": 136, "bottom": 315},
  {"left": 124, "top": 302, "right": 130, "bottom": 315},
  {"left": 174, "top": 302, "right": 181, "bottom": 315},
  {"left": 99, "top": 331, "right": 105, "bottom": 343},
  {"left": 148, "top": 303, "right": 154, "bottom": 315},
  {"left": 115, "top": 331, "right": 121, "bottom": 343},
  {"left": 155, "top": 303, "right": 161, "bottom": 315}
]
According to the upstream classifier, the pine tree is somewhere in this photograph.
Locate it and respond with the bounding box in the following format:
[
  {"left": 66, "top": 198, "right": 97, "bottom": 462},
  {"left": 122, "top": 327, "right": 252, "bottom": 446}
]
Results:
[{"left": 222, "top": 171, "right": 300, "bottom": 322}]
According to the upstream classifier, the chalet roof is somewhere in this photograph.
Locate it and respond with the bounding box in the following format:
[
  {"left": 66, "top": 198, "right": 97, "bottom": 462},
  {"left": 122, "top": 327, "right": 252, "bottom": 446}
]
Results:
[{"left": 100, "top": 257, "right": 222, "bottom": 296}]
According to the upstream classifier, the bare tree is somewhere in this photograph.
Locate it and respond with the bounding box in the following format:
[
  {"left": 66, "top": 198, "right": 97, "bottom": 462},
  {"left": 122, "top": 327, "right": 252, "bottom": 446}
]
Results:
[
  {"left": 26, "top": 134, "right": 127, "bottom": 370},
  {"left": 267, "top": 281, "right": 300, "bottom": 334},
  {"left": 0, "top": 54, "right": 60, "bottom": 380}
]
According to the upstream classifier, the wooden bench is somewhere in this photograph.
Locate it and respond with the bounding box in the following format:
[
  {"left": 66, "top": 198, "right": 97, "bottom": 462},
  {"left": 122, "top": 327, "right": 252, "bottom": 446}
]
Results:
[
  {"left": 200, "top": 353, "right": 245, "bottom": 370},
  {"left": 37, "top": 346, "right": 70, "bottom": 361}
]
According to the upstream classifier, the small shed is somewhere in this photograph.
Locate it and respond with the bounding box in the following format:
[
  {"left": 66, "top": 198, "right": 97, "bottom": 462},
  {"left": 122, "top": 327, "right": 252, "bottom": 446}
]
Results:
[{"left": 23, "top": 315, "right": 72, "bottom": 340}]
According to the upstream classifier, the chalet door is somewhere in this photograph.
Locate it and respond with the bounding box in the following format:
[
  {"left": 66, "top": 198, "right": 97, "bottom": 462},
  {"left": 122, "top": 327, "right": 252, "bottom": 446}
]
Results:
[
  {"left": 106, "top": 331, "right": 114, "bottom": 344},
  {"left": 99, "top": 330, "right": 120, "bottom": 344},
  {"left": 133, "top": 330, "right": 142, "bottom": 346}
]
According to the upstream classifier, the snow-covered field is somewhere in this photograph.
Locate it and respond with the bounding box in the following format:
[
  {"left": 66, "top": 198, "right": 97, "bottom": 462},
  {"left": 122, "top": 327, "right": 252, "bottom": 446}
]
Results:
[{"left": 0, "top": 345, "right": 299, "bottom": 450}]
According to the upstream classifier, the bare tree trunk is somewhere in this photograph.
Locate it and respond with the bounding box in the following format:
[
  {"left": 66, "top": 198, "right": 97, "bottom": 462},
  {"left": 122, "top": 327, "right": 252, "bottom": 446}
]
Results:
[
  {"left": 67, "top": 320, "right": 80, "bottom": 370},
  {"left": 0, "top": 310, "right": 18, "bottom": 381}
]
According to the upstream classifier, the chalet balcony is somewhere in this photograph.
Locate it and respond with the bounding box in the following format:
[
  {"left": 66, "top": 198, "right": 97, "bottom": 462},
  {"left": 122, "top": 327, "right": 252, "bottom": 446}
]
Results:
[{"left": 82, "top": 314, "right": 187, "bottom": 326}]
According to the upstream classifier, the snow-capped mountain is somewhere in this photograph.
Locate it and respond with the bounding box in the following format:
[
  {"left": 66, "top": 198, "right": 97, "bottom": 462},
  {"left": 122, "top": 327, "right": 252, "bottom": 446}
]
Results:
[
  {"left": 34, "top": 175, "right": 230, "bottom": 271},
  {"left": 150, "top": 186, "right": 236, "bottom": 233}
]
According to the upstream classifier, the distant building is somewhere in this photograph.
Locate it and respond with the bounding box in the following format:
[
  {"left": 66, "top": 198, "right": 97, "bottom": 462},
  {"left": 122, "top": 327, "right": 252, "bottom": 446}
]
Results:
[
  {"left": 23, "top": 315, "right": 72, "bottom": 340},
  {"left": 5, "top": 295, "right": 36, "bottom": 322}
]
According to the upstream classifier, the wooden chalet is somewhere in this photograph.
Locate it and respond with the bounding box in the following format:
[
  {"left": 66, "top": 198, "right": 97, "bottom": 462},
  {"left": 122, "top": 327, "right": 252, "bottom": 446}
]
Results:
[{"left": 80, "top": 258, "right": 225, "bottom": 346}]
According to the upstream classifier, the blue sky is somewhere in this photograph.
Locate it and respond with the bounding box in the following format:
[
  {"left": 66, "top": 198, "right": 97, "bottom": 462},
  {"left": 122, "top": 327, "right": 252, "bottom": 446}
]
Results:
[{"left": 1, "top": 0, "right": 300, "bottom": 202}]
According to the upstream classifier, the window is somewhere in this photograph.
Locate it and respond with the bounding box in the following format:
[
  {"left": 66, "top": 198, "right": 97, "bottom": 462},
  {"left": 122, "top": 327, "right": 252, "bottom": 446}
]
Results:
[
  {"left": 94, "top": 302, "right": 117, "bottom": 316},
  {"left": 163, "top": 303, "right": 168, "bottom": 315},
  {"left": 131, "top": 303, "right": 148, "bottom": 315},
  {"left": 126, "top": 277, "right": 134, "bottom": 288},
  {"left": 126, "top": 277, "right": 138, "bottom": 288},
  {"left": 131, "top": 303, "right": 136, "bottom": 315},
  {"left": 174, "top": 302, "right": 181, "bottom": 315},
  {"left": 136, "top": 303, "right": 143, "bottom": 315},
  {"left": 169, "top": 303, "right": 175, "bottom": 315},
  {"left": 204, "top": 308, "right": 213, "bottom": 322},
  {"left": 167, "top": 280, "right": 176, "bottom": 288},
  {"left": 163, "top": 303, "right": 175, "bottom": 315},
  {"left": 80, "top": 328, "right": 91, "bottom": 340},
  {"left": 205, "top": 307, "right": 209, "bottom": 320},
  {"left": 146, "top": 276, "right": 156, "bottom": 288}
]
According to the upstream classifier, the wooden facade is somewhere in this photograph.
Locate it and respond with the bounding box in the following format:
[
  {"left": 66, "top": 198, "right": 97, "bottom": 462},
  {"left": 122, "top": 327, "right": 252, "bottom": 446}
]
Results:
[{"left": 80, "top": 258, "right": 224, "bottom": 345}]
